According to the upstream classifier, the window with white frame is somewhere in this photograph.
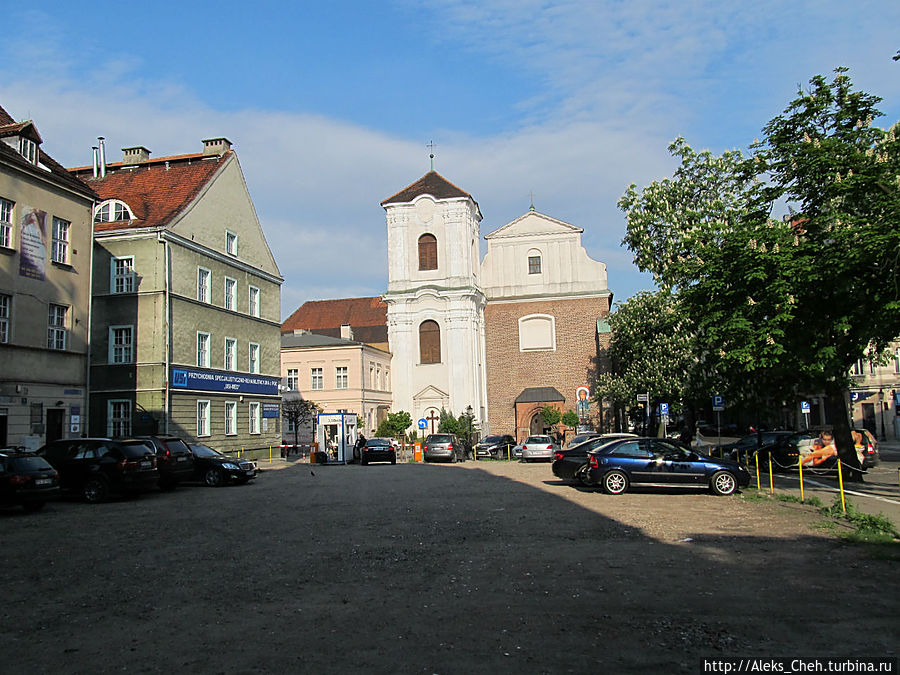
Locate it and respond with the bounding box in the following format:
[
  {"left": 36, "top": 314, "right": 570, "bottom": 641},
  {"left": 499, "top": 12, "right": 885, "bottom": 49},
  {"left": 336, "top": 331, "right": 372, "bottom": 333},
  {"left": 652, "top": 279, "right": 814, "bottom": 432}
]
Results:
[
  {"left": 109, "top": 326, "right": 134, "bottom": 364},
  {"left": 19, "top": 137, "right": 37, "bottom": 164},
  {"left": 287, "top": 369, "right": 299, "bottom": 391},
  {"left": 51, "top": 217, "right": 70, "bottom": 264},
  {"left": 0, "top": 197, "right": 13, "bottom": 249},
  {"left": 224, "top": 337, "right": 237, "bottom": 371},
  {"left": 369, "top": 364, "right": 375, "bottom": 389},
  {"left": 311, "top": 367, "right": 323, "bottom": 390},
  {"left": 47, "top": 304, "right": 68, "bottom": 350},
  {"left": 197, "top": 400, "right": 210, "bottom": 436},
  {"left": 518, "top": 314, "right": 556, "bottom": 352},
  {"left": 225, "top": 401, "right": 237, "bottom": 436},
  {"left": 226, "top": 231, "right": 238, "bottom": 256},
  {"left": 0, "top": 294, "right": 10, "bottom": 344},
  {"left": 336, "top": 366, "right": 348, "bottom": 390},
  {"left": 851, "top": 358, "right": 865, "bottom": 376},
  {"left": 108, "top": 400, "right": 131, "bottom": 437},
  {"left": 248, "top": 286, "right": 260, "bottom": 317},
  {"left": 249, "top": 342, "right": 260, "bottom": 374},
  {"left": 110, "top": 257, "right": 135, "bottom": 294},
  {"left": 385, "top": 368, "right": 390, "bottom": 391},
  {"left": 198, "top": 267, "right": 211, "bottom": 303},
  {"left": 94, "top": 200, "right": 132, "bottom": 223},
  {"left": 894, "top": 348, "right": 900, "bottom": 374},
  {"left": 224, "top": 277, "right": 237, "bottom": 311},
  {"left": 197, "top": 332, "right": 210, "bottom": 367},
  {"left": 249, "top": 402, "right": 260, "bottom": 434}
]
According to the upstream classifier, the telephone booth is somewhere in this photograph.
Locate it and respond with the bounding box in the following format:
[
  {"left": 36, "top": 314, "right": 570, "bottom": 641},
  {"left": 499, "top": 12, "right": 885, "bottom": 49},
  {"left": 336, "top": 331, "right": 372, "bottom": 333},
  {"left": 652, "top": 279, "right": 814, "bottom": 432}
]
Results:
[{"left": 316, "top": 413, "right": 357, "bottom": 464}]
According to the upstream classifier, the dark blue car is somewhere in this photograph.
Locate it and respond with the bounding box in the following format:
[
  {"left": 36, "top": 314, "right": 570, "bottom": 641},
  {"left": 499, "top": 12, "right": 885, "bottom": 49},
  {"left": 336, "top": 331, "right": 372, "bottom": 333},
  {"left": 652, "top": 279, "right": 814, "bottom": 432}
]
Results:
[{"left": 587, "top": 437, "right": 751, "bottom": 496}]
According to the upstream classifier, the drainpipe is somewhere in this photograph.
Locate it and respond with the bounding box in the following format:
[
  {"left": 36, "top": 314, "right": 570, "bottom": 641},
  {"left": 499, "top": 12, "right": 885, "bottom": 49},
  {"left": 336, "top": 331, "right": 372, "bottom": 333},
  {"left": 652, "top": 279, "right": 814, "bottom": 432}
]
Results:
[
  {"left": 158, "top": 231, "right": 171, "bottom": 434},
  {"left": 84, "top": 200, "right": 96, "bottom": 436}
]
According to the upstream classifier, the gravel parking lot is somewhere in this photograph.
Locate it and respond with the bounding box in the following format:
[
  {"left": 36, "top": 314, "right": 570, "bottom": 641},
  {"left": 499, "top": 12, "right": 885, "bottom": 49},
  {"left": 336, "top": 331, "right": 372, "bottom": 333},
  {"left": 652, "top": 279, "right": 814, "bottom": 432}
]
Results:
[{"left": 2, "top": 460, "right": 897, "bottom": 673}]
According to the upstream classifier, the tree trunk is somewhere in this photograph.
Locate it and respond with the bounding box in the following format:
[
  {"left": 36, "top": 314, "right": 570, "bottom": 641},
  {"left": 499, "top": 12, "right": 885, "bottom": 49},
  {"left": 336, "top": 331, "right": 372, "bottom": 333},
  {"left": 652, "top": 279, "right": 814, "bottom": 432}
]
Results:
[{"left": 823, "top": 379, "right": 863, "bottom": 482}]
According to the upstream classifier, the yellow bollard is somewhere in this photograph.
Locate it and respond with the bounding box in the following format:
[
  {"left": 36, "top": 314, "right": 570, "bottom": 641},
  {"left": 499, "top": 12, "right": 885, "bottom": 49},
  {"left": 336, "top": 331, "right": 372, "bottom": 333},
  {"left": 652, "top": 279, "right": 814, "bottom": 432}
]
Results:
[
  {"left": 837, "top": 459, "right": 847, "bottom": 514},
  {"left": 755, "top": 452, "right": 761, "bottom": 491},
  {"left": 798, "top": 456, "right": 804, "bottom": 502},
  {"left": 768, "top": 454, "right": 774, "bottom": 494},
  {"left": 269, "top": 446, "right": 272, "bottom": 463}
]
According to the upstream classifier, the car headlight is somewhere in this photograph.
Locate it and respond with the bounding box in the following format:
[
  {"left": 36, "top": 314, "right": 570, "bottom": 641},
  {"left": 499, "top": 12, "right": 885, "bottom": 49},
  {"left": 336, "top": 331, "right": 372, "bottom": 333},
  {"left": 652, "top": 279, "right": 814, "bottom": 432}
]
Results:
[{"left": 222, "top": 462, "right": 239, "bottom": 470}]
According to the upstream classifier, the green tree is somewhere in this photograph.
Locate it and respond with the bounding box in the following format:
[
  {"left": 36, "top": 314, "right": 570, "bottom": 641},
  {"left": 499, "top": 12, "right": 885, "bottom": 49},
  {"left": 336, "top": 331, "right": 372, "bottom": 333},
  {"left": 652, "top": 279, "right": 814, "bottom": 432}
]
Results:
[
  {"left": 281, "top": 397, "right": 321, "bottom": 447},
  {"left": 540, "top": 405, "right": 561, "bottom": 430},
  {"left": 437, "top": 408, "right": 461, "bottom": 435},
  {"left": 383, "top": 411, "right": 412, "bottom": 441},
  {"left": 562, "top": 409, "right": 579, "bottom": 429},
  {"left": 620, "top": 69, "right": 900, "bottom": 478}
]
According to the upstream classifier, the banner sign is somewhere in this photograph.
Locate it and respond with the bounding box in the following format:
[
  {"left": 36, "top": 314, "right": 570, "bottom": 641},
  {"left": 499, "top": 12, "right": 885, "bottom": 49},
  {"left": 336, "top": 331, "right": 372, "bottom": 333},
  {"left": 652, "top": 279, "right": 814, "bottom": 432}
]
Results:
[
  {"left": 262, "top": 403, "right": 280, "bottom": 418},
  {"left": 171, "top": 368, "right": 279, "bottom": 395},
  {"left": 19, "top": 207, "right": 47, "bottom": 280}
]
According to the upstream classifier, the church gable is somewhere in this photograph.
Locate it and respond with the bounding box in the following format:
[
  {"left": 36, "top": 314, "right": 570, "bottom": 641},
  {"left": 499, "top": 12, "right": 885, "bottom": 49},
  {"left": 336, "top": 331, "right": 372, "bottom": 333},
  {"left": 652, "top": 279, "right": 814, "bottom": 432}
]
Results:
[{"left": 484, "top": 210, "right": 582, "bottom": 240}]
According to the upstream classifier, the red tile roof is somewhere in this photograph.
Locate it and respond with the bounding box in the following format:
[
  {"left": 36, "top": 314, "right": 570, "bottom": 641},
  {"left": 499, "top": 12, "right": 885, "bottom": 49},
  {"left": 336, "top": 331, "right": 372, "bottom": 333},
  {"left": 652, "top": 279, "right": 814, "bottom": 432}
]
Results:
[
  {"left": 282, "top": 297, "right": 387, "bottom": 333},
  {"left": 69, "top": 153, "right": 229, "bottom": 231},
  {"left": 381, "top": 170, "right": 473, "bottom": 205}
]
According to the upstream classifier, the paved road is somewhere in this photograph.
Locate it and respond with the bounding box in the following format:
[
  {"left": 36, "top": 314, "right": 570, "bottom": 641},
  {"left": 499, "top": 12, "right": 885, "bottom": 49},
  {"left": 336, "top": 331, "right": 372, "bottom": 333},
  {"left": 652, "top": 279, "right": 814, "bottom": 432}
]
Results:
[{"left": 2, "top": 460, "right": 897, "bottom": 674}]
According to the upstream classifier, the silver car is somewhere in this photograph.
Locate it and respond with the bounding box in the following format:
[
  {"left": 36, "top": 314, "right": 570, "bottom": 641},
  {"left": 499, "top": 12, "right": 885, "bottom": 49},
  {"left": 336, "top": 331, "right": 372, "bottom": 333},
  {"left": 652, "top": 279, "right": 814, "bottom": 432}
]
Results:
[
  {"left": 520, "top": 435, "right": 559, "bottom": 462},
  {"left": 423, "top": 434, "right": 465, "bottom": 463}
]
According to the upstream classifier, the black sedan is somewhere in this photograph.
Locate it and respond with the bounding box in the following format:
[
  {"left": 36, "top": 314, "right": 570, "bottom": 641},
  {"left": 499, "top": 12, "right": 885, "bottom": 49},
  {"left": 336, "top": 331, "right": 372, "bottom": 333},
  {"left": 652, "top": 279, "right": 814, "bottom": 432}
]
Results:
[
  {"left": 551, "top": 433, "right": 638, "bottom": 486},
  {"left": 0, "top": 450, "right": 60, "bottom": 511},
  {"left": 712, "top": 431, "right": 794, "bottom": 462},
  {"left": 189, "top": 444, "right": 257, "bottom": 487},
  {"left": 587, "top": 437, "right": 751, "bottom": 496},
  {"left": 361, "top": 438, "right": 397, "bottom": 465}
]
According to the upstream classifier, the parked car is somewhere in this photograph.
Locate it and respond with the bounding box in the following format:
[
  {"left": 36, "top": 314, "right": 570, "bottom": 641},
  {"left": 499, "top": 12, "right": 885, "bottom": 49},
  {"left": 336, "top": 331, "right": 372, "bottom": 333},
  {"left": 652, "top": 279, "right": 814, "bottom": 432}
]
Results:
[
  {"left": 37, "top": 438, "right": 158, "bottom": 503},
  {"left": 566, "top": 432, "right": 602, "bottom": 448},
  {"left": 520, "top": 435, "right": 559, "bottom": 462},
  {"left": 361, "top": 438, "right": 397, "bottom": 465},
  {"left": 746, "top": 432, "right": 816, "bottom": 472},
  {"left": 552, "top": 433, "right": 638, "bottom": 485},
  {"left": 475, "top": 434, "right": 516, "bottom": 460},
  {"left": 133, "top": 436, "right": 195, "bottom": 489},
  {"left": 423, "top": 434, "right": 466, "bottom": 463},
  {"left": 587, "top": 437, "right": 751, "bottom": 496},
  {"left": 188, "top": 444, "right": 257, "bottom": 486},
  {"left": 713, "top": 431, "right": 795, "bottom": 462},
  {"left": 0, "top": 450, "right": 60, "bottom": 511}
]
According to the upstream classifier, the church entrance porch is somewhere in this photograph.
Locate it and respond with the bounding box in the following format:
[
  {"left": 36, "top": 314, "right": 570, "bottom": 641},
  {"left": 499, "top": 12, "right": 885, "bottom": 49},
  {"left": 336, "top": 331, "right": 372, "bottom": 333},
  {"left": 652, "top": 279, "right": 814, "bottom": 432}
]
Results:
[{"left": 513, "top": 386, "right": 565, "bottom": 443}]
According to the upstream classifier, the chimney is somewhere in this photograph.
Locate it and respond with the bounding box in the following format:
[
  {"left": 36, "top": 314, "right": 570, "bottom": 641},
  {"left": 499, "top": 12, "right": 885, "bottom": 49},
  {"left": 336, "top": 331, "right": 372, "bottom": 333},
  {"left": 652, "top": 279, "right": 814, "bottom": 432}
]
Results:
[
  {"left": 92, "top": 146, "right": 99, "bottom": 178},
  {"left": 340, "top": 324, "right": 354, "bottom": 340},
  {"left": 98, "top": 137, "right": 107, "bottom": 177},
  {"left": 122, "top": 146, "right": 151, "bottom": 164},
  {"left": 202, "top": 137, "right": 232, "bottom": 156}
]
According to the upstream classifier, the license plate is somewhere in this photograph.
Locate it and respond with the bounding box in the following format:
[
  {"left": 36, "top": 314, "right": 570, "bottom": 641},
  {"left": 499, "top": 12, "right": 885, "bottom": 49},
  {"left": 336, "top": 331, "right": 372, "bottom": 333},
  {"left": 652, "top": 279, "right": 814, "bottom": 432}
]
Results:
[
  {"left": 176, "top": 456, "right": 187, "bottom": 462},
  {"left": 140, "top": 460, "right": 152, "bottom": 469},
  {"left": 35, "top": 478, "right": 52, "bottom": 486}
]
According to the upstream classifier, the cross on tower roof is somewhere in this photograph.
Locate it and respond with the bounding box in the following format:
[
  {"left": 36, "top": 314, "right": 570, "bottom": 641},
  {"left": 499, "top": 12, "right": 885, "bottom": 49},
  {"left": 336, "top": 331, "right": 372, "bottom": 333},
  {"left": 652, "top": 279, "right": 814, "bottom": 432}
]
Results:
[{"left": 427, "top": 140, "right": 436, "bottom": 171}]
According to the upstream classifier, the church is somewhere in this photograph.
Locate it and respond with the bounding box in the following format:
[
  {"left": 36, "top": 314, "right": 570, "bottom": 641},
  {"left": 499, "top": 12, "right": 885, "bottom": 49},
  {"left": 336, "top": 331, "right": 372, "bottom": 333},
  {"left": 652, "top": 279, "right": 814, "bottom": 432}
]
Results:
[{"left": 283, "top": 169, "right": 613, "bottom": 442}]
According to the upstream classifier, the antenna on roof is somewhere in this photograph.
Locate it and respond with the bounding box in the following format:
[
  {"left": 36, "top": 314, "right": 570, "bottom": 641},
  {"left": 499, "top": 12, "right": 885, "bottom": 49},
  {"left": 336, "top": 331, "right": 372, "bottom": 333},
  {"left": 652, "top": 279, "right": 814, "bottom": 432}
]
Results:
[{"left": 427, "top": 140, "right": 436, "bottom": 171}]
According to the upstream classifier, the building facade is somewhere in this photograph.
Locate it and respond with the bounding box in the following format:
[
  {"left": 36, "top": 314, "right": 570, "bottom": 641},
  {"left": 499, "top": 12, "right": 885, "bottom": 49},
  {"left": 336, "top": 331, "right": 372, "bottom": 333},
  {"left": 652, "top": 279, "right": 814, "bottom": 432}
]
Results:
[
  {"left": 68, "top": 139, "right": 283, "bottom": 453},
  {"left": 0, "top": 104, "right": 97, "bottom": 449},
  {"left": 847, "top": 344, "right": 900, "bottom": 440},
  {"left": 281, "top": 330, "right": 392, "bottom": 439},
  {"left": 380, "top": 172, "right": 488, "bottom": 433}
]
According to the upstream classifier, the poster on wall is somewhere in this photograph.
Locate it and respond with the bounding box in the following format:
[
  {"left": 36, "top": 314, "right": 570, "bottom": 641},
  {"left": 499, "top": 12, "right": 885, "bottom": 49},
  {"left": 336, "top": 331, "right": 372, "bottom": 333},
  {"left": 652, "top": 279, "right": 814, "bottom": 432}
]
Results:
[{"left": 18, "top": 207, "right": 47, "bottom": 280}]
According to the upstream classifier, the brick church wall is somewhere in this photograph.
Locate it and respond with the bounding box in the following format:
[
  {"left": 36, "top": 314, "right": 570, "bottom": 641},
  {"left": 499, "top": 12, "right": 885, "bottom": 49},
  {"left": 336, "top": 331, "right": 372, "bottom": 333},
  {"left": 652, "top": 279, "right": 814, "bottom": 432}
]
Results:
[{"left": 484, "top": 296, "right": 611, "bottom": 441}]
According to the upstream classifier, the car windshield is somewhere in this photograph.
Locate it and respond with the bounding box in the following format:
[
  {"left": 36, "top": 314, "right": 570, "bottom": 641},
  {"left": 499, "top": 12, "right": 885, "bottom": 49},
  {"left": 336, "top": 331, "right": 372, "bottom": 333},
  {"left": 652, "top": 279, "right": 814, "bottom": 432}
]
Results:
[
  {"left": 427, "top": 435, "right": 453, "bottom": 443},
  {"left": 10, "top": 456, "right": 52, "bottom": 471},
  {"left": 367, "top": 439, "right": 390, "bottom": 446},
  {"left": 525, "top": 436, "right": 551, "bottom": 444},
  {"left": 120, "top": 443, "right": 154, "bottom": 458},
  {"left": 482, "top": 436, "right": 505, "bottom": 444},
  {"left": 192, "top": 445, "right": 222, "bottom": 458},
  {"left": 163, "top": 439, "right": 191, "bottom": 454}
]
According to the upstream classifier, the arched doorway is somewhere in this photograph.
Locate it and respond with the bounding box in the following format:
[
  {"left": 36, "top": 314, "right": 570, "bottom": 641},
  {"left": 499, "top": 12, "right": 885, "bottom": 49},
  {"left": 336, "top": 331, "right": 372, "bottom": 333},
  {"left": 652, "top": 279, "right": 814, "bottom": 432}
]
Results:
[{"left": 529, "top": 412, "right": 545, "bottom": 435}]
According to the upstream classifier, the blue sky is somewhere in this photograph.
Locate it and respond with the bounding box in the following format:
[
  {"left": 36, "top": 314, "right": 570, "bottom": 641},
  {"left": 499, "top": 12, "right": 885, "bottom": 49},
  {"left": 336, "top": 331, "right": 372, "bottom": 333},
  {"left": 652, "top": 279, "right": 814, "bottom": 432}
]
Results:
[{"left": 2, "top": 0, "right": 898, "bottom": 319}]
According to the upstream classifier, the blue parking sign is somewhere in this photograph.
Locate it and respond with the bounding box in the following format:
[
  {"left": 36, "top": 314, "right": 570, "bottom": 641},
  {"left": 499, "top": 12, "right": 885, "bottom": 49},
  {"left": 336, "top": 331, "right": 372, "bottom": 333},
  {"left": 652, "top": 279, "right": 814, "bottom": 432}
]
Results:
[
  {"left": 800, "top": 401, "right": 811, "bottom": 413},
  {"left": 660, "top": 403, "right": 669, "bottom": 416},
  {"left": 712, "top": 395, "right": 725, "bottom": 412}
]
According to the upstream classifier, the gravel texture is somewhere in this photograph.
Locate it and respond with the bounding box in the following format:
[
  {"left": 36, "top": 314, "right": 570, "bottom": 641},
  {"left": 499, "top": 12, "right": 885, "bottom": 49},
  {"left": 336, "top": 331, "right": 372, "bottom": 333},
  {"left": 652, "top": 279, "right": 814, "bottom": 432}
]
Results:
[{"left": 2, "top": 459, "right": 897, "bottom": 674}]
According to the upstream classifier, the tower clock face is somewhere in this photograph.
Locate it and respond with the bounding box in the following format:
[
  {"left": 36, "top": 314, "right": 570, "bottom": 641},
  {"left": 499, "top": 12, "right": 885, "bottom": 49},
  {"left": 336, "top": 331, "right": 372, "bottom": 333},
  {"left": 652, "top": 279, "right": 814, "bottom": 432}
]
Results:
[{"left": 416, "top": 198, "right": 435, "bottom": 224}]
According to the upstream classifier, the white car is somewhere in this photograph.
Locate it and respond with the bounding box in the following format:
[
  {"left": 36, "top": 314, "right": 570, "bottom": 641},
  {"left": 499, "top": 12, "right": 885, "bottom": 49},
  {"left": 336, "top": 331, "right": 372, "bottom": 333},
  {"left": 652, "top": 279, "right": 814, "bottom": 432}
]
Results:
[{"left": 520, "top": 435, "right": 559, "bottom": 462}]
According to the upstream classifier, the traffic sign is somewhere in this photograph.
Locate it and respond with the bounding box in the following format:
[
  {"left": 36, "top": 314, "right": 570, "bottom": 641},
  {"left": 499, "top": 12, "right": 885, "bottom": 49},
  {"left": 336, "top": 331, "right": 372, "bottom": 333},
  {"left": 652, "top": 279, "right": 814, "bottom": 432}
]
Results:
[
  {"left": 659, "top": 403, "right": 669, "bottom": 416},
  {"left": 636, "top": 393, "right": 649, "bottom": 402},
  {"left": 800, "top": 401, "right": 810, "bottom": 413},
  {"left": 712, "top": 395, "right": 725, "bottom": 412},
  {"left": 417, "top": 418, "right": 427, "bottom": 429}
]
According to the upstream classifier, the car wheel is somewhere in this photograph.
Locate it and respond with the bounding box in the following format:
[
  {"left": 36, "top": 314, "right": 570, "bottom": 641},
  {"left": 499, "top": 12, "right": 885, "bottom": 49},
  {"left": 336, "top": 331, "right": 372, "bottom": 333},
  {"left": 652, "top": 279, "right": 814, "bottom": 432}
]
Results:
[
  {"left": 602, "top": 470, "right": 629, "bottom": 495},
  {"left": 710, "top": 471, "right": 737, "bottom": 496},
  {"left": 23, "top": 501, "right": 46, "bottom": 512},
  {"left": 576, "top": 464, "right": 593, "bottom": 487},
  {"left": 82, "top": 476, "right": 110, "bottom": 503},
  {"left": 204, "top": 467, "right": 225, "bottom": 487}
]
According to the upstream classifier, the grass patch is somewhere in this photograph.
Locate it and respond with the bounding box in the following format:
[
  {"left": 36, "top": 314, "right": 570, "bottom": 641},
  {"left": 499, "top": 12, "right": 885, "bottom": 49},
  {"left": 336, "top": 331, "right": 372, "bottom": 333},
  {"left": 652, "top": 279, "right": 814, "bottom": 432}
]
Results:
[
  {"left": 816, "top": 496, "right": 900, "bottom": 551},
  {"left": 741, "top": 490, "right": 770, "bottom": 503},
  {"left": 775, "top": 493, "right": 803, "bottom": 504}
]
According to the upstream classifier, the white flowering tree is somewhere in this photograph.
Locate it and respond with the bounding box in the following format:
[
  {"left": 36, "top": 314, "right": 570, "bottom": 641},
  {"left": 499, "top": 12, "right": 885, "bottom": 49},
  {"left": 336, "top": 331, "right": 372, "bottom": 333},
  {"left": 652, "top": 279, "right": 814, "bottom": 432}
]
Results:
[{"left": 619, "top": 69, "right": 900, "bottom": 478}]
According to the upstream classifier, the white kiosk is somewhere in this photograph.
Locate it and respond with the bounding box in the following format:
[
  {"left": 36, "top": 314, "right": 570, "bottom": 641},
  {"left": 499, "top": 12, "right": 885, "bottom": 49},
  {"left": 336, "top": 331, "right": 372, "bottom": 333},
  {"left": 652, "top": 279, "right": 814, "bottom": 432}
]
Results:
[{"left": 316, "top": 413, "right": 357, "bottom": 464}]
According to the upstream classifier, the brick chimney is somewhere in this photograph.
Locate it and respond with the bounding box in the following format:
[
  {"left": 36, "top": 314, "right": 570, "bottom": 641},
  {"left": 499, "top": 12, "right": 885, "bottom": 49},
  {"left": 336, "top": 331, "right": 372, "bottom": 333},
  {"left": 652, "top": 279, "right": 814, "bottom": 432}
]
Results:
[
  {"left": 202, "top": 138, "right": 232, "bottom": 156},
  {"left": 122, "top": 146, "right": 151, "bottom": 163}
]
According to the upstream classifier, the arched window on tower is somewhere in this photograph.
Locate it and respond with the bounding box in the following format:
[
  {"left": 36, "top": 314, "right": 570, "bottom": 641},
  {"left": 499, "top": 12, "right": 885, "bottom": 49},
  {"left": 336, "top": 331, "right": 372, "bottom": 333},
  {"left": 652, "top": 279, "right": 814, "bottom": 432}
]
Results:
[
  {"left": 418, "top": 234, "right": 438, "bottom": 271},
  {"left": 419, "top": 320, "right": 441, "bottom": 364},
  {"left": 527, "top": 248, "right": 542, "bottom": 275}
]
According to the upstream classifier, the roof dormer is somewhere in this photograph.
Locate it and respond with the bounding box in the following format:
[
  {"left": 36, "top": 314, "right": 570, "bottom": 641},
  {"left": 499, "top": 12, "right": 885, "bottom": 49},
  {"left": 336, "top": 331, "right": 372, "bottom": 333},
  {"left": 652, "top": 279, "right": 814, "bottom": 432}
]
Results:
[
  {"left": 94, "top": 199, "right": 134, "bottom": 224},
  {"left": 0, "top": 120, "right": 43, "bottom": 166}
]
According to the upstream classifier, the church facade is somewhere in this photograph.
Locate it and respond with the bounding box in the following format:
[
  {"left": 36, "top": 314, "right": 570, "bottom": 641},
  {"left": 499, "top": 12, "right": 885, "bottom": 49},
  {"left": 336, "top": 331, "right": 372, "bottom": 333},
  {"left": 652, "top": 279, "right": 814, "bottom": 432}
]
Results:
[{"left": 380, "top": 171, "right": 612, "bottom": 441}]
